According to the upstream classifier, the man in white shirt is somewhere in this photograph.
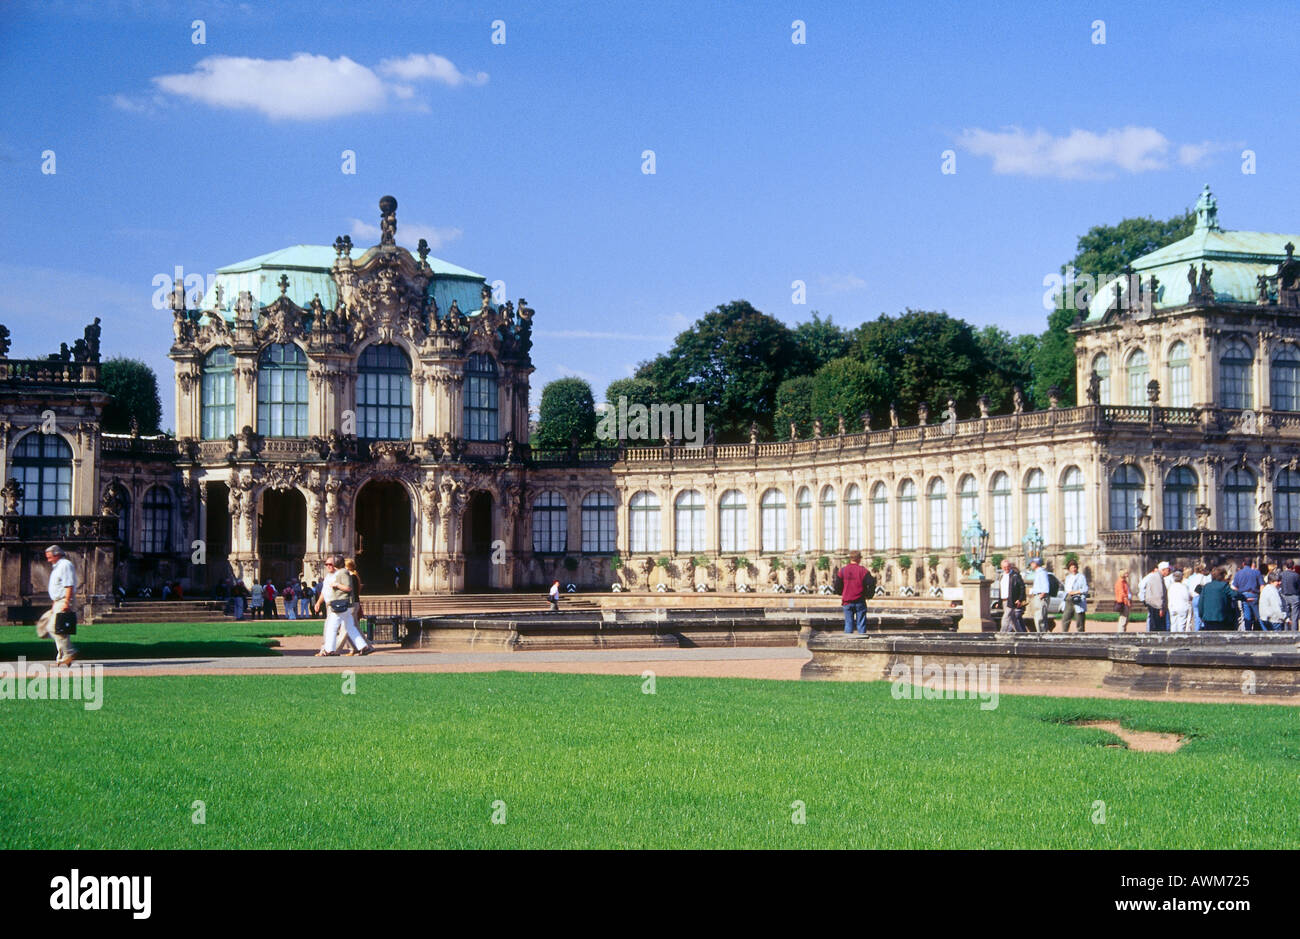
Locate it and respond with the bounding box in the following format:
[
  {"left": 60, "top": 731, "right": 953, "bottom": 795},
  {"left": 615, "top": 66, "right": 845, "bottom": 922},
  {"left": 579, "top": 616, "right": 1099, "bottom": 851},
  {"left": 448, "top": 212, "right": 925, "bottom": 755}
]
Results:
[
  {"left": 1167, "top": 569, "right": 1194, "bottom": 632},
  {"left": 35, "top": 544, "right": 78, "bottom": 666},
  {"left": 1139, "top": 562, "right": 1169, "bottom": 631},
  {"left": 1028, "top": 559, "right": 1052, "bottom": 633},
  {"left": 1186, "top": 564, "right": 1211, "bottom": 631},
  {"left": 1060, "top": 560, "right": 1088, "bottom": 632}
]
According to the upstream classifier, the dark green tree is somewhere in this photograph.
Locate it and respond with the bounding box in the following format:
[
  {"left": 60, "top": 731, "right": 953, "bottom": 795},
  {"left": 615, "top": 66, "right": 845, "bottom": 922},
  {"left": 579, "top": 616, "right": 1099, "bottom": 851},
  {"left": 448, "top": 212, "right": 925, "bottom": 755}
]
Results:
[
  {"left": 810, "top": 357, "right": 892, "bottom": 431},
  {"left": 975, "top": 325, "right": 1036, "bottom": 412},
  {"left": 851, "top": 310, "right": 986, "bottom": 419},
  {"left": 604, "top": 377, "right": 658, "bottom": 409},
  {"left": 792, "top": 311, "right": 850, "bottom": 372},
  {"left": 774, "top": 375, "right": 816, "bottom": 438},
  {"left": 536, "top": 377, "right": 597, "bottom": 450},
  {"left": 100, "top": 357, "right": 162, "bottom": 434}
]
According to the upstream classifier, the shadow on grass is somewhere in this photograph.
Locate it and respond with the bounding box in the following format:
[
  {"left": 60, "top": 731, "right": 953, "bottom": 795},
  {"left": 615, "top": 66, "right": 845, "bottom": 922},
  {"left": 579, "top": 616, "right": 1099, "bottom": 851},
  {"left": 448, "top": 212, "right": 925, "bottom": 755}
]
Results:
[{"left": 0, "top": 639, "right": 281, "bottom": 662}]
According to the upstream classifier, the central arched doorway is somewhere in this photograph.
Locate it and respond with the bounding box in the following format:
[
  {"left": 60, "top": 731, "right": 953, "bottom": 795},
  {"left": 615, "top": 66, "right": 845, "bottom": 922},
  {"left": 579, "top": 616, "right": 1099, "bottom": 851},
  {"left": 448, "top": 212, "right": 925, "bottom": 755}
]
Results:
[
  {"left": 204, "top": 480, "right": 230, "bottom": 591},
  {"left": 355, "top": 480, "right": 412, "bottom": 594},
  {"left": 258, "top": 488, "right": 306, "bottom": 586},
  {"left": 463, "top": 490, "right": 494, "bottom": 591}
]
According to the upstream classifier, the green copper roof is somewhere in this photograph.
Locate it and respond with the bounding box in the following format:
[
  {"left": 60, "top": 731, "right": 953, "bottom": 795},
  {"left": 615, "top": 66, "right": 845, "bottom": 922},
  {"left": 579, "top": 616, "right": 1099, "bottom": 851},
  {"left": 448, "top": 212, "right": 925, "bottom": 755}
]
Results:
[{"left": 1084, "top": 186, "right": 1300, "bottom": 322}]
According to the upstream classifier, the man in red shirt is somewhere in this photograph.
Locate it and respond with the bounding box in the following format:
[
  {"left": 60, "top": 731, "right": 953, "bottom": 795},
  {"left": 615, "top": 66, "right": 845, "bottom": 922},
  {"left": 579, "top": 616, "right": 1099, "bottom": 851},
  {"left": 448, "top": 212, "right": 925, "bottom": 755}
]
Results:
[{"left": 838, "top": 550, "right": 870, "bottom": 634}]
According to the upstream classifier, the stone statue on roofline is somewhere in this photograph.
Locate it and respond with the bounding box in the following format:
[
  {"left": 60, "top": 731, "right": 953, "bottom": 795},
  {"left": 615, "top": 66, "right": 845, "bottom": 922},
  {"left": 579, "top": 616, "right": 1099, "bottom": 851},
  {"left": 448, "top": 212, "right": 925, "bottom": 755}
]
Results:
[{"left": 379, "top": 195, "right": 397, "bottom": 246}]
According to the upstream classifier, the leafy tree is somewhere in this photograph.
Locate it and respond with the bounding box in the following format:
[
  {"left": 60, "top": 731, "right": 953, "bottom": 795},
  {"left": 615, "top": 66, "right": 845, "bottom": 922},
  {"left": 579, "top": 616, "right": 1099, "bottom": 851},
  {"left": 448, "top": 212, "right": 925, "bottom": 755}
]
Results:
[
  {"left": 851, "top": 310, "right": 986, "bottom": 419},
  {"left": 100, "top": 357, "right": 162, "bottom": 434},
  {"left": 536, "top": 377, "right": 597, "bottom": 450},
  {"left": 604, "top": 376, "right": 658, "bottom": 409},
  {"left": 636, "top": 300, "right": 802, "bottom": 441},
  {"left": 774, "top": 376, "right": 815, "bottom": 438},
  {"left": 792, "top": 312, "right": 850, "bottom": 372},
  {"left": 810, "top": 357, "right": 892, "bottom": 430},
  {"left": 975, "top": 325, "right": 1035, "bottom": 412}
]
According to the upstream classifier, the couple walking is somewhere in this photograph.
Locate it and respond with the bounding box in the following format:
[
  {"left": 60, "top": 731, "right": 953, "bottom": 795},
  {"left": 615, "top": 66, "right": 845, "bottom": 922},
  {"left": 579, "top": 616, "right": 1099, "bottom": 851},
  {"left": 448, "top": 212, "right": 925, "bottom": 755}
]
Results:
[{"left": 313, "top": 555, "right": 373, "bottom": 656}]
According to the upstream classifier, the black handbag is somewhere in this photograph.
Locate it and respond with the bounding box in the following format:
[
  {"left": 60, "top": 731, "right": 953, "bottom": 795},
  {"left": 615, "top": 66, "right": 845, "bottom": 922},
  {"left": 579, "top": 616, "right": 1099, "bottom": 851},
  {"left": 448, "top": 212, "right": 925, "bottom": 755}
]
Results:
[
  {"left": 328, "top": 598, "right": 351, "bottom": 613},
  {"left": 53, "top": 610, "right": 77, "bottom": 636}
]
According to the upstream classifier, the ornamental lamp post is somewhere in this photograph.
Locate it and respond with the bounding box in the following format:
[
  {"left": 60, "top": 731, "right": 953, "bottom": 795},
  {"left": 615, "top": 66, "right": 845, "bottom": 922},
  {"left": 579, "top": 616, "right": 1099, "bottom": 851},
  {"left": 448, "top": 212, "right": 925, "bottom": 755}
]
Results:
[
  {"left": 962, "top": 516, "right": 990, "bottom": 580},
  {"left": 1023, "top": 522, "right": 1043, "bottom": 568}
]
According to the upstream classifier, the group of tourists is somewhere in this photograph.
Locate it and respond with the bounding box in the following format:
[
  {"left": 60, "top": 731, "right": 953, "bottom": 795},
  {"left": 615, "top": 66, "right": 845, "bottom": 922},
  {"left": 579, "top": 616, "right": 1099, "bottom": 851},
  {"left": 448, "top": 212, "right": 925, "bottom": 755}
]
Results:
[
  {"left": 996, "top": 557, "right": 1089, "bottom": 633},
  {"left": 314, "top": 555, "right": 373, "bottom": 656},
  {"left": 220, "top": 576, "right": 319, "bottom": 621},
  {"left": 1126, "top": 558, "right": 1300, "bottom": 632}
]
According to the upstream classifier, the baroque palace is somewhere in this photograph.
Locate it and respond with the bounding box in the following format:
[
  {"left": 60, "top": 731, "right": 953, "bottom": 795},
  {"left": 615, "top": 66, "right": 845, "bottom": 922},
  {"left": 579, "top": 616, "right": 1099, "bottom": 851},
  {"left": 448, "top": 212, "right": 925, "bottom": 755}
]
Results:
[{"left": 3, "top": 189, "right": 1300, "bottom": 610}]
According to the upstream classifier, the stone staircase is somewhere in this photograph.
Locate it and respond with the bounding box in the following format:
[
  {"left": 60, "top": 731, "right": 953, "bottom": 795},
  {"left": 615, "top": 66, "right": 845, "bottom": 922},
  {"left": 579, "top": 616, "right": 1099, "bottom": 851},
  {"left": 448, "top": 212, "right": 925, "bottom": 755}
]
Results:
[{"left": 93, "top": 600, "right": 232, "bottom": 624}]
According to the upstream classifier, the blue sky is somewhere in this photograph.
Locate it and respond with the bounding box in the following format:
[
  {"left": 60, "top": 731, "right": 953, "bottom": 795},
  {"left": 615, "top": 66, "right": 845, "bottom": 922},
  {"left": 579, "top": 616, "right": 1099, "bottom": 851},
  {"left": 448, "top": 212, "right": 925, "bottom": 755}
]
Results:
[{"left": 2, "top": 0, "right": 1297, "bottom": 431}]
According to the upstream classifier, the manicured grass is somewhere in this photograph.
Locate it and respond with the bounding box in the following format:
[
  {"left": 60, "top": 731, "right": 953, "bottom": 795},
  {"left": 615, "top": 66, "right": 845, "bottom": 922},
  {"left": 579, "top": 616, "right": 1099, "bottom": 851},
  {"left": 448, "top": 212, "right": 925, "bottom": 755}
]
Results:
[
  {"left": 0, "top": 672, "right": 1295, "bottom": 849},
  {"left": 0, "top": 620, "right": 324, "bottom": 661}
]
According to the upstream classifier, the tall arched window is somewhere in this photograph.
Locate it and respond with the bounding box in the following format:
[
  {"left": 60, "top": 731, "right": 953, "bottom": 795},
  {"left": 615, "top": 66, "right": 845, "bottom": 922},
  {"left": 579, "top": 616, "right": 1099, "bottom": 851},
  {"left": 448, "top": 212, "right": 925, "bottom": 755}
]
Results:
[
  {"left": 201, "top": 347, "right": 235, "bottom": 440},
  {"left": 1023, "top": 469, "right": 1048, "bottom": 543},
  {"left": 870, "top": 483, "right": 888, "bottom": 552},
  {"left": 1224, "top": 467, "right": 1256, "bottom": 531},
  {"left": 531, "top": 491, "right": 567, "bottom": 554},
  {"left": 141, "top": 485, "right": 173, "bottom": 554},
  {"left": 1109, "top": 464, "right": 1144, "bottom": 531},
  {"left": 1277, "top": 469, "right": 1300, "bottom": 532},
  {"left": 357, "top": 343, "right": 412, "bottom": 440},
  {"left": 629, "top": 491, "right": 661, "bottom": 553},
  {"left": 990, "top": 472, "right": 1011, "bottom": 546},
  {"left": 718, "top": 489, "right": 747, "bottom": 553},
  {"left": 845, "top": 484, "right": 863, "bottom": 550},
  {"left": 257, "top": 343, "right": 308, "bottom": 436},
  {"left": 581, "top": 491, "right": 616, "bottom": 553},
  {"left": 927, "top": 478, "right": 948, "bottom": 549},
  {"left": 1092, "top": 354, "right": 1111, "bottom": 404},
  {"left": 760, "top": 488, "right": 787, "bottom": 552},
  {"left": 674, "top": 490, "right": 705, "bottom": 553},
  {"left": 1271, "top": 344, "right": 1300, "bottom": 412},
  {"left": 1219, "top": 340, "right": 1253, "bottom": 409},
  {"left": 12, "top": 432, "right": 72, "bottom": 515},
  {"left": 1167, "top": 341, "right": 1191, "bottom": 407},
  {"left": 819, "top": 486, "right": 837, "bottom": 553},
  {"left": 1162, "top": 467, "right": 1197, "bottom": 531},
  {"left": 958, "top": 474, "right": 978, "bottom": 526},
  {"left": 464, "top": 353, "right": 499, "bottom": 441},
  {"left": 899, "top": 479, "right": 918, "bottom": 551},
  {"left": 1126, "top": 349, "right": 1149, "bottom": 405},
  {"left": 1061, "top": 467, "right": 1085, "bottom": 544},
  {"left": 796, "top": 487, "right": 812, "bottom": 552}
]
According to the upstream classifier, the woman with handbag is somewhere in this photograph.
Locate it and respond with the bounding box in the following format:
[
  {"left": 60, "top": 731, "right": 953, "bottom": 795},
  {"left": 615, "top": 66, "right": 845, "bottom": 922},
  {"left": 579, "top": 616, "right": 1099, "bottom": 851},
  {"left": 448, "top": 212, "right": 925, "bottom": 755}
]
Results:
[
  {"left": 336, "top": 559, "right": 371, "bottom": 655},
  {"left": 314, "top": 555, "right": 372, "bottom": 656}
]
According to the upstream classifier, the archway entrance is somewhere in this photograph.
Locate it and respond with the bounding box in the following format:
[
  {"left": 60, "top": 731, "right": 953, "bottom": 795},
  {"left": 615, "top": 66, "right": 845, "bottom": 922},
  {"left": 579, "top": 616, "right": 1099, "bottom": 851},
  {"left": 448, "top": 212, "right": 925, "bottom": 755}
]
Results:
[
  {"left": 355, "top": 481, "right": 412, "bottom": 595},
  {"left": 257, "top": 488, "right": 306, "bottom": 586},
  {"left": 463, "top": 490, "right": 494, "bottom": 591}
]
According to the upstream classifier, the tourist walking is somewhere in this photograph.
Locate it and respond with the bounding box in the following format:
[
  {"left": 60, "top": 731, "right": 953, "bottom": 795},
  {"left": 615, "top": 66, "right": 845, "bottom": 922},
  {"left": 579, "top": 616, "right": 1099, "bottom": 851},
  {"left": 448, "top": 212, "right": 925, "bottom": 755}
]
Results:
[
  {"left": 299, "top": 578, "right": 313, "bottom": 618},
  {"left": 230, "top": 579, "right": 248, "bottom": 621},
  {"left": 1197, "top": 567, "right": 1247, "bottom": 631},
  {"left": 998, "top": 558, "right": 1026, "bottom": 633},
  {"left": 1232, "top": 558, "right": 1264, "bottom": 630},
  {"left": 1167, "top": 570, "right": 1194, "bottom": 632},
  {"left": 1139, "top": 562, "right": 1169, "bottom": 631},
  {"left": 1260, "top": 571, "right": 1287, "bottom": 631},
  {"left": 263, "top": 581, "right": 278, "bottom": 618},
  {"left": 837, "top": 550, "right": 869, "bottom": 635},
  {"left": 1279, "top": 560, "right": 1300, "bottom": 630},
  {"left": 282, "top": 581, "right": 297, "bottom": 620},
  {"left": 1059, "top": 560, "right": 1088, "bottom": 632},
  {"left": 1187, "top": 563, "right": 1211, "bottom": 630},
  {"left": 35, "top": 545, "right": 78, "bottom": 666},
  {"left": 548, "top": 579, "right": 561, "bottom": 612},
  {"left": 1028, "top": 558, "right": 1052, "bottom": 633},
  {"left": 1114, "top": 571, "right": 1131, "bottom": 632},
  {"left": 248, "top": 581, "right": 264, "bottom": 619},
  {"left": 314, "top": 555, "right": 371, "bottom": 656}
]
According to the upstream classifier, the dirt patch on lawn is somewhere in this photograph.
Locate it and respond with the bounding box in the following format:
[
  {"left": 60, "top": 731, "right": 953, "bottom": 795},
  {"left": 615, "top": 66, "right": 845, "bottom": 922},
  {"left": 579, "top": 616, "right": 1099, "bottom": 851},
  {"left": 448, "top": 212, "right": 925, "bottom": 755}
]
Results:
[{"left": 1072, "top": 720, "right": 1186, "bottom": 752}]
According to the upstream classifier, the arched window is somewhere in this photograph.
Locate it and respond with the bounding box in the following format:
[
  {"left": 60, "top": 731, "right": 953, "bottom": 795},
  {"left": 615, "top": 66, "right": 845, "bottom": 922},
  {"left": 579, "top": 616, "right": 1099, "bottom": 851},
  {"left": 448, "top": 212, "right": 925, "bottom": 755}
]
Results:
[
  {"left": 531, "top": 491, "right": 567, "bottom": 554},
  {"left": 201, "top": 347, "right": 235, "bottom": 440},
  {"left": 1024, "top": 469, "right": 1048, "bottom": 544},
  {"left": 1126, "top": 349, "right": 1149, "bottom": 406},
  {"left": 1092, "top": 354, "right": 1111, "bottom": 405},
  {"left": 141, "top": 485, "right": 173, "bottom": 554},
  {"left": 1162, "top": 467, "right": 1197, "bottom": 531},
  {"left": 845, "top": 484, "right": 863, "bottom": 550},
  {"left": 1109, "top": 464, "right": 1145, "bottom": 531},
  {"left": 1167, "top": 341, "right": 1191, "bottom": 407},
  {"left": 357, "top": 343, "right": 412, "bottom": 440},
  {"left": 629, "top": 491, "right": 661, "bottom": 553},
  {"left": 674, "top": 490, "right": 705, "bottom": 553},
  {"left": 1224, "top": 467, "right": 1256, "bottom": 531},
  {"left": 958, "top": 474, "right": 978, "bottom": 526},
  {"left": 760, "top": 488, "right": 787, "bottom": 552},
  {"left": 990, "top": 472, "right": 1011, "bottom": 546},
  {"left": 1219, "top": 340, "right": 1253, "bottom": 409},
  {"left": 928, "top": 478, "right": 948, "bottom": 549},
  {"left": 464, "top": 353, "right": 499, "bottom": 441},
  {"left": 1061, "top": 467, "right": 1085, "bottom": 544},
  {"left": 1277, "top": 469, "right": 1300, "bottom": 532},
  {"left": 581, "top": 491, "right": 615, "bottom": 553},
  {"left": 718, "top": 489, "right": 747, "bottom": 553},
  {"left": 819, "top": 485, "right": 837, "bottom": 553},
  {"left": 899, "top": 479, "right": 918, "bottom": 551},
  {"left": 1271, "top": 344, "right": 1300, "bottom": 412},
  {"left": 12, "top": 432, "right": 72, "bottom": 515},
  {"left": 257, "top": 343, "right": 308, "bottom": 436},
  {"left": 796, "top": 487, "right": 812, "bottom": 552},
  {"left": 870, "top": 483, "right": 888, "bottom": 551}
]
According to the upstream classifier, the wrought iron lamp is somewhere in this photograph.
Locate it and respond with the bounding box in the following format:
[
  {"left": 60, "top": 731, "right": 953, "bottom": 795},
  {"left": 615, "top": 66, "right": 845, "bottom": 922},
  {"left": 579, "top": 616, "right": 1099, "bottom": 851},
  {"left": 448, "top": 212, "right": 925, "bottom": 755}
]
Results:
[{"left": 962, "top": 516, "right": 990, "bottom": 579}]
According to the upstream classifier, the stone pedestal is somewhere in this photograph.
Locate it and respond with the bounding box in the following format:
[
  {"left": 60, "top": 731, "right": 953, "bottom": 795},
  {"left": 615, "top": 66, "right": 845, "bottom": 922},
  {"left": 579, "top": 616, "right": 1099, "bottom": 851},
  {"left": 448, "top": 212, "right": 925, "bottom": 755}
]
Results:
[{"left": 958, "top": 576, "right": 995, "bottom": 632}]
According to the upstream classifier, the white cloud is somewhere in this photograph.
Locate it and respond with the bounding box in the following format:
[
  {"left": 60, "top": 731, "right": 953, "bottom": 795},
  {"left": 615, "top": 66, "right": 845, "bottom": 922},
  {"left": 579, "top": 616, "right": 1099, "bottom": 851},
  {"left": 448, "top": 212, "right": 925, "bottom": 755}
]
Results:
[
  {"left": 957, "top": 125, "right": 1174, "bottom": 179},
  {"left": 817, "top": 273, "right": 867, "bottom": 294},
  {"left": 1177, "top": 140, "right": 1228, "bottom": 166},
  {"left": 378, "top": 53, "right": 488, "bottom": 87},
  {"left": 147, "top": 51, "right": 487, "bottom": 121},
  {"left": 348, "top": 218, "right": 462, "bottom": 252}
]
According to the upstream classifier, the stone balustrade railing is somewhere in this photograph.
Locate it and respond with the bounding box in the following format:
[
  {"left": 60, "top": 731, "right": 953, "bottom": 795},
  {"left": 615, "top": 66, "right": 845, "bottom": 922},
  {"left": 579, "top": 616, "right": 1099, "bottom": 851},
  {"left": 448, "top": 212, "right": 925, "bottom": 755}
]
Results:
[{"left": 0, "top": 358, "right": 100, "bottom": 386}]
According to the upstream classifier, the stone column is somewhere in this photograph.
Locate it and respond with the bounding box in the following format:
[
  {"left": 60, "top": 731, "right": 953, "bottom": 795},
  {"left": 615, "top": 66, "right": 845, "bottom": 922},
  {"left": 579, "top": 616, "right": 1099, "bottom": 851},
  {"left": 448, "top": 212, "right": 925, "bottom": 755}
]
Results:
[{"left": 958, "top": 576, "right": 995, "bottom": 632}]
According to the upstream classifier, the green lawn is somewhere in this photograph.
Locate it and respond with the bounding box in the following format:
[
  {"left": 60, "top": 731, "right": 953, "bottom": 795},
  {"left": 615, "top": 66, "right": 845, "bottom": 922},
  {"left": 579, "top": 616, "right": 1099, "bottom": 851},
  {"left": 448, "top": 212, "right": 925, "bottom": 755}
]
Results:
[
  {"left": 1, "top": 671, "right": 1295, "bottom": 849},
  {"left": 0, "top": 620, "right": 324, "bottom": 661}
]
